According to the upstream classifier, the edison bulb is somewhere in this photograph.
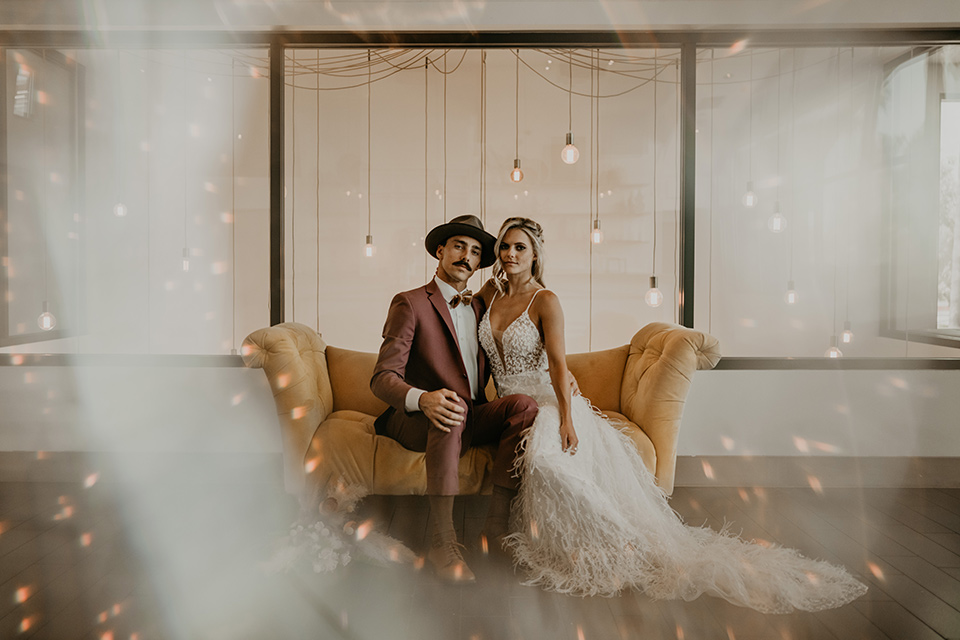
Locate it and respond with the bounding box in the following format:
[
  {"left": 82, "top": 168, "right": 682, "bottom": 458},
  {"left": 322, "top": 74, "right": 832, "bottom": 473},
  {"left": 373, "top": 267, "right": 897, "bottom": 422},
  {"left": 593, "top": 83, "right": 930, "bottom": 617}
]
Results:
[
  {"left": 182, "top": 247, "right": 190, "bottom": 272},
  {"left": 561, "top": 133, "right": 580, "bottom": 164},
  {"left": 591, "top": 220, "right": 603, "bottom": 244},
  {"left": 841, "top": 320, "right": 854, "bottom": 344},
  {"left": 113, "top": 202, "right": 127, "bottom": 217},
  {"left": 825, "top": 336, "right": 843, "bottom": 358},
  {"left": 784, "top": 280, "right": 798, "bottom": 305},
  {"left": 645, "top": 276, "right": 663, "bottom": 307},
  {"left": 742, "top": 181, "right": 758, "bottom": 208},
  {"left": 510, "top": 159, "right": 524, "bottom": 183},
  {"left": 37, "top": 302, "right": 57, "bottom": 331},
  {"left": 768, "top": 203, "right": 786, "bottom": 233},
  {"left": 364, "top": 234, "right": 376, "bottom": 258}
]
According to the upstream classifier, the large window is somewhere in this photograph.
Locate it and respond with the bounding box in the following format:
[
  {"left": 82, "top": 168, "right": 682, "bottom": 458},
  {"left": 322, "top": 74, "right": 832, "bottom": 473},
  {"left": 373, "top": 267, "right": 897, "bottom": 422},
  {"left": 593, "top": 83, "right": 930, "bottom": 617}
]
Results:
[
  {"left": 694, "top": 45, "right": 960, "bottom": 357},
  {"left": 1, "top": 48, "right": 270, "bottom": 354}
]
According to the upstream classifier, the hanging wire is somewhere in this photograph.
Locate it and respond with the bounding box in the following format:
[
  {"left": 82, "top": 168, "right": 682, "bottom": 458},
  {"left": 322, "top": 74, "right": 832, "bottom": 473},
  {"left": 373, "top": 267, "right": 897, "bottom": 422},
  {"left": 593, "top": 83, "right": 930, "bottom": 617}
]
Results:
[
  {"left": 748, "top": 50, "right": 754, "bottom": 187},
  {"left": 652, "top": 50, "right": 658, "bottom": 278},
  {"left": 424, "top": 56, "right": 429, "bottom": 280},
  {"left": 182, "top": 49, "right": 189, "bottom": 262},
  {"left": 367, "top": 49, "right": 372, "bottom": 236},
  {"left": 291, "top": 50, "right": 296, "bottom": 321},
  {"left": 595, "top": 48, "right": 601, "bottom": 229},
  {"left": 443, "top": 51, "right": 447, "bottom": 221},
  {"left": 568, "top": 54, "right": 573, "bottom": 133},
  {"left": 232, "top": 56, "right": 238, "bottom": 353},
  {"left": 674, "top": 57, "right": 681, "bottom": 323},
  {"left": 789, "top": 49, "right": 797, "bottom": 287},
  {"left": 708, "top": 49, "right": 715, "bottom": 334},
  {"left": 316, "top": 49, "right": 321, "bottom": 333},
  {"left": 832, "top": 47, "right": 841, "bottom": 340},
  {"left": 776, "top": 49, "right": 782, "bottom": 209},
  {"left": 588, "top": 49, "right": 595, "bottom": 350},
  {"left": 845, "top": 48, "right": 856, "bottom": 330},
  {"left": 480, "top": 50, "right": 487, "bottom": 224},
  {"left": 515, "top": 49, "right": 520, "bottom": 160}
]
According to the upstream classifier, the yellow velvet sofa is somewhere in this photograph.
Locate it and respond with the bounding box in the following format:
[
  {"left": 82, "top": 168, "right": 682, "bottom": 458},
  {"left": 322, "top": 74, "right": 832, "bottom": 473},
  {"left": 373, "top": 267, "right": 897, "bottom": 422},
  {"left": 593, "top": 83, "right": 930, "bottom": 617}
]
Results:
[{"left": 242, "top": 321, "right": 720, "bottom": 502}]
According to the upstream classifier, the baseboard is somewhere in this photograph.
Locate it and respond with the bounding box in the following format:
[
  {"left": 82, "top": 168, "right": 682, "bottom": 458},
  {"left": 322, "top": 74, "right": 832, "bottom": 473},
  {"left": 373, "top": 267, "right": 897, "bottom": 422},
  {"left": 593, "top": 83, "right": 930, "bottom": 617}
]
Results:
[
  {"left": 675, "top": 455, "right": 960, "bottom": 489},
  {"left": 0, "top": 451, "right": 284, "bottom": 485}
]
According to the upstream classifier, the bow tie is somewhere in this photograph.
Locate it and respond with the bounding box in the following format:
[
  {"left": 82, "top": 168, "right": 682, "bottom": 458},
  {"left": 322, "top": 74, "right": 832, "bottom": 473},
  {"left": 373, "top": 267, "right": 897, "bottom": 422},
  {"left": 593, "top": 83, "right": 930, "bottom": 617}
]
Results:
[{"left": 449, "top": 289, "right": 474, "bottom": 308}]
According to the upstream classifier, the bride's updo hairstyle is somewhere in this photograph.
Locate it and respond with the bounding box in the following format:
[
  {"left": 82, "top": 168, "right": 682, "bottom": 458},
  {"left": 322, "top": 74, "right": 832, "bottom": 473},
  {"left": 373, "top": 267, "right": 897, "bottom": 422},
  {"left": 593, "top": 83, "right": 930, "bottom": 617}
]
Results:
[{"left": 492, "top": 217, "right": 546, "bottom": 292}]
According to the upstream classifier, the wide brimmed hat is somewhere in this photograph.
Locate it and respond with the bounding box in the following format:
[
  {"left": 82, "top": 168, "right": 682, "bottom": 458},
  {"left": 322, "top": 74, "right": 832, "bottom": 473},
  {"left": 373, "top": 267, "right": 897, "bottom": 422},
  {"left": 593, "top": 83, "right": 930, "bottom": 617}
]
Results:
[{"left": 424, "top": 214, "right": 496, "bottom": 268}]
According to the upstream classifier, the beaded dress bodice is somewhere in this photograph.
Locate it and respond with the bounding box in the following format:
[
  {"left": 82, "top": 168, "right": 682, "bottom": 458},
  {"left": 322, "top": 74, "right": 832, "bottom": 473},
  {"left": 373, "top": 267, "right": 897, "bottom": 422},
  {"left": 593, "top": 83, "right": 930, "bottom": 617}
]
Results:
[{"left": 479, "top": 290, "right": 550, "bottom": 398}]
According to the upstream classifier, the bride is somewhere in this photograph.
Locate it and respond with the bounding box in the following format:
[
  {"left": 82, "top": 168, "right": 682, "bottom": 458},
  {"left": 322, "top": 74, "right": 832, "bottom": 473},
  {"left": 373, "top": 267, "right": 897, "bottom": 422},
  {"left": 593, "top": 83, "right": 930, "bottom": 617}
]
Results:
[{"left": 476, "top": 216, "right": 868, "bottom": 612}]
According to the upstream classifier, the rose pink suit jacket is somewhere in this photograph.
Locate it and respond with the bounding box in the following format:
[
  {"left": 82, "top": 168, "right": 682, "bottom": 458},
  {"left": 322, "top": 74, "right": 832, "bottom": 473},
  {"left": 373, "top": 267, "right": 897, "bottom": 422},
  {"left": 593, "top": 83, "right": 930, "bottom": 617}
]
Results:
[{"left": 370, "top": 278, "right": 489, "bottom": 432}]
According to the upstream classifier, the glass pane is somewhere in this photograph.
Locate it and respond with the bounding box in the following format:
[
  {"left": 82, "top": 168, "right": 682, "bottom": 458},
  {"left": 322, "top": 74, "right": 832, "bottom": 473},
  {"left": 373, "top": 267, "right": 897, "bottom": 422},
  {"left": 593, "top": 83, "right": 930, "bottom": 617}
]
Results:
[
  {"left": 1, "top": 48, "right": 270, "bottom": 354},
  {"left": 940, "top": 98, "right": 960, "bottom": 329},
  {"left": 287, "top": 48, "right": 681, "bottom": 353},
  {"left": 695, "top": 46, "right": 960, "bottom": 357}
]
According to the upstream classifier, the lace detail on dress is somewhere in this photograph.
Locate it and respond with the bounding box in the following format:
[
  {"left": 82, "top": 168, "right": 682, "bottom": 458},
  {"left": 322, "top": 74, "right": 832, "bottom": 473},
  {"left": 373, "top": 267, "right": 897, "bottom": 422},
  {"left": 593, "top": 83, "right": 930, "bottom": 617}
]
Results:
[{"left": 479, "top": 290, "right": 550, "bottom": 397}]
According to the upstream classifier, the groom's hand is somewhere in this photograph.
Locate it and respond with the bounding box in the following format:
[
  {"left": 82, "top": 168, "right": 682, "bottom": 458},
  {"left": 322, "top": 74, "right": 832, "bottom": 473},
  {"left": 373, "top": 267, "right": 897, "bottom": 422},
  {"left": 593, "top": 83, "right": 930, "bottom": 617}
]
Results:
[{"left": 419, "top": 389, "right": 466, "bottom": 433}]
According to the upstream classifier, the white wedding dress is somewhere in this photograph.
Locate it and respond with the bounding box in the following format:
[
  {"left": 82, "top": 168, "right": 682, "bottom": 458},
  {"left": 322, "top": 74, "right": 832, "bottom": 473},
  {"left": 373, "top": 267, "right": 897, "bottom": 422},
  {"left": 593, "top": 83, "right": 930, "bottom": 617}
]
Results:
[{"left": 479, "top": 290, "right": 868, "bottom": 611}]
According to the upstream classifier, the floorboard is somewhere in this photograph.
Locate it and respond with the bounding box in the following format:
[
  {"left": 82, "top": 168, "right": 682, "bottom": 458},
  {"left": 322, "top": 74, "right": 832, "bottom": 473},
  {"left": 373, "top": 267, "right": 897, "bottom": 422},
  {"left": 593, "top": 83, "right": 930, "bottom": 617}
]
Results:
[{"left": 2, "top": 479, "right": 960, "bottom": 639}]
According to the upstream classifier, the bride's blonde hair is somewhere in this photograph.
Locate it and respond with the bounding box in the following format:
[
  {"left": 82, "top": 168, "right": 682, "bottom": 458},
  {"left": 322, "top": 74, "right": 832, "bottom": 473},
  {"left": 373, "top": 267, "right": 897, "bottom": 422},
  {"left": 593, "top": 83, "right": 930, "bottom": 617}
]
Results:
[{"left": 492, "top": 217, "right": 546, "bottom": 292}]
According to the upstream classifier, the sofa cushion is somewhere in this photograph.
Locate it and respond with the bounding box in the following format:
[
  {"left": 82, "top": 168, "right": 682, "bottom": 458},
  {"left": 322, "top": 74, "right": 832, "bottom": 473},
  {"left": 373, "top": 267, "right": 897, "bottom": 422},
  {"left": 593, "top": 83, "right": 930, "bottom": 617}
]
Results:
[
  {"left": 566, "top": 346, "right": 630, "bottom": 414},
  {"left": 326, "top": 347, "right": 389, "bottom": 416},
  {"left": 306, "top": 410, "right": 496, "bottom": 496}
]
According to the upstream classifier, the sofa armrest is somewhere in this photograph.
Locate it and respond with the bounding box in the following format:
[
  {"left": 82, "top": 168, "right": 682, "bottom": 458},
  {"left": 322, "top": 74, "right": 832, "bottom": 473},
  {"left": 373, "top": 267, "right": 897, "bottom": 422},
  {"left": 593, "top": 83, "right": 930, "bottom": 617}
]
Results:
[
  {"left": 241, "top": 322, "right": 334, "bottom": 494},
  {"left": 620, "top": 322, "right": 721, "bottom": 495}
]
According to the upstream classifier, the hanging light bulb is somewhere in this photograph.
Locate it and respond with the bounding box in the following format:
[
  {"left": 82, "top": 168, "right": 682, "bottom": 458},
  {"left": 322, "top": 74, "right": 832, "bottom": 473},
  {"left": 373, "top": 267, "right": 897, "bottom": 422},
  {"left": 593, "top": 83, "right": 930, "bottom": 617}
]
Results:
[
  {"left": 591, "top": 219, "right": 603, "bottom": 244},
  {"left": 561, "top": 132, "right": 580, "bottom": 164},
  {"left": 182, "top": 247, "right": 190, "bottom": 272},
  {"left": 784, "top": 280, "right": 798, "bottom": 305},
  {"left": 113, "top": 202, "right": 127, "bottom": 217},
  {"left": 645, "top": 276, "right": 663, "bottom": 308},
  {"left": 37, "top": 301, "right": 57, "bottom": 331},
  {"left": 510, "top": 159, "right": 524, "bottom": 183},
  {"left": 742, "top": 181, "right": 758, "bottom": 208},
  {"left": 824, "top": 335, "right": 843, "bottom": 358},
  {"left": 841, "top": 320, "right": 854, "bottom": 344},
  {"left": 364, "top": 234, "right": 375, "bottom": 258},
  {"left": 768, "top": 201, "right": 786, "bottom": 233}
]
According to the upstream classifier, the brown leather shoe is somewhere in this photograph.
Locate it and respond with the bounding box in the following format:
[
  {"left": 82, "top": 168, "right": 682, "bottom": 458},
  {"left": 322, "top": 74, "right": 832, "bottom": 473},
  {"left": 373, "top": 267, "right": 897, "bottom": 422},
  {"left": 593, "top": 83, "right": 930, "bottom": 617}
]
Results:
[{"left": 428, "top": 533, "right": 476, "bottom": 584}]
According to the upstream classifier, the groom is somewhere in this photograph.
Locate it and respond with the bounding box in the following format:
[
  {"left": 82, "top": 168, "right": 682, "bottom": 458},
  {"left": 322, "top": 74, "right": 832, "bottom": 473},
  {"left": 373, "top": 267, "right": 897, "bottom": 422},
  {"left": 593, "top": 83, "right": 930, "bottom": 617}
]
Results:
[{"left": 371, "top": 214, "right": 537, "bottom": 583}]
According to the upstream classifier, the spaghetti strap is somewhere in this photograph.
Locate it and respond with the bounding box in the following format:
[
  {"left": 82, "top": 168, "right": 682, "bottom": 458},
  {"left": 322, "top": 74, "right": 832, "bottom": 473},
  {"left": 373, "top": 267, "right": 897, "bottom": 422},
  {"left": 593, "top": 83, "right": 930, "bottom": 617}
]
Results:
[{"left": 524, "top": 288, "right": 547, "bottom": 313}]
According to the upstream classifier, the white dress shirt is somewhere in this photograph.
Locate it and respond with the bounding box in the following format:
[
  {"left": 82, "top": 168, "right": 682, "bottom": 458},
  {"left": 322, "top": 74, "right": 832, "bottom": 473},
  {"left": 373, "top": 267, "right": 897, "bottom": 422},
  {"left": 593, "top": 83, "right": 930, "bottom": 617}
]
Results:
[{"left": 404, "top": 276, "right": 481, "bottom": 412}]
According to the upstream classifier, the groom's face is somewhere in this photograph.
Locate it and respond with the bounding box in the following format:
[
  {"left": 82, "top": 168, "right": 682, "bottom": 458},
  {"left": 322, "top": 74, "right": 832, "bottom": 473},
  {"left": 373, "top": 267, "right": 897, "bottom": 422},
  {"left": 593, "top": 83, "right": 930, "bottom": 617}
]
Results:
[{"left": 436, "top": 235, "right": 482, "bottom": 288}]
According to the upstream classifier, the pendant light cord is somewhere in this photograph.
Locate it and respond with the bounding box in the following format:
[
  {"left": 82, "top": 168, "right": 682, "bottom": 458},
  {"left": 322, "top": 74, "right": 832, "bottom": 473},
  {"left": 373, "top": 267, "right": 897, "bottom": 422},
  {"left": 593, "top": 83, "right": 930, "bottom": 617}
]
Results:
[
  {"left": 515, "top": 50, "right": 520, "bottom": 159},
  {"left": 291, "top": 50, "right": 296, "bottom": 321},
  {"left": 789, "top": 49, "right": 796, "bottom": 283},
  {"left": 315, "top": 50, "right": 321, "bottom": 333},
  {"left": 443, "top": 52, "right": 448, "bottom": 221},
  {"left": 652, "top": 51, "right": 658, "bottom": 277},
  {"left": 367, "top": 49, "right": 372, "bottom": 236},
  {"left": 424, "top": 56, "right": 429, "bottom": 280}
]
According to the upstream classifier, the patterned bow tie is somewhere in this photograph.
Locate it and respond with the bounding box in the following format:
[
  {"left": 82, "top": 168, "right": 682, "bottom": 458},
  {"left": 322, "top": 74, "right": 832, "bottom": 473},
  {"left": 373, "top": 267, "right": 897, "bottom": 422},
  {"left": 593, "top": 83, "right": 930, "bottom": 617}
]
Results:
[{"left": 449, "top": 289, "right": 473, "bottom": 308}]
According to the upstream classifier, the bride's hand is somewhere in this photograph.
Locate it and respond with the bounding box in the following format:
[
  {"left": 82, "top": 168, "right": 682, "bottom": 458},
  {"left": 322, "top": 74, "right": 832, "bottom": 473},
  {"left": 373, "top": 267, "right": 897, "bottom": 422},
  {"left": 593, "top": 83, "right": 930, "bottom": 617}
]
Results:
[{"left": 559, "top": 420, "right": 579, "bottom": 455}]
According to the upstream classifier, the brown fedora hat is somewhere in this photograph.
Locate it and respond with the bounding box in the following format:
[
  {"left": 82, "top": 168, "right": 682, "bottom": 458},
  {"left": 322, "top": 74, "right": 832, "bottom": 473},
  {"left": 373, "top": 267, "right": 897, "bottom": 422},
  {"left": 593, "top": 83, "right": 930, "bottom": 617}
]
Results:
[{"left": 424, "top": 214, "right": 496, "bottom": 268}]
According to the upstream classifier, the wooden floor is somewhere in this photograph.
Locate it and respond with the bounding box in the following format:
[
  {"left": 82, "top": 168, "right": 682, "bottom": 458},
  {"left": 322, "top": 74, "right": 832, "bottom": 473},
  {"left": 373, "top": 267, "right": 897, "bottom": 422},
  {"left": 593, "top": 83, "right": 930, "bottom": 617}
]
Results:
[{"left": 2, "top": 477, "right": 960, "bottom": 639}]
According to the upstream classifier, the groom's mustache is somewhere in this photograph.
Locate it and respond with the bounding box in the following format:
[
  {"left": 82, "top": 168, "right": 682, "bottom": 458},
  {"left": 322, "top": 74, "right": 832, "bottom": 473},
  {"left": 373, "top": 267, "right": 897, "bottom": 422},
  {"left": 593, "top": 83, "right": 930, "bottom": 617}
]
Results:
[{"left": 453, "top": 260, "right": 473, "bottom": 271}]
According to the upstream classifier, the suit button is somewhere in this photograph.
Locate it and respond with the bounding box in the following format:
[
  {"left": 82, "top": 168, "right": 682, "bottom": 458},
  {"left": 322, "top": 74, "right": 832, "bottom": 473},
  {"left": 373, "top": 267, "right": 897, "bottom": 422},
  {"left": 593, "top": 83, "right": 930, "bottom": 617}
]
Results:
[{"left": 462, "top": 373, "right": 468, "bottom": 378}]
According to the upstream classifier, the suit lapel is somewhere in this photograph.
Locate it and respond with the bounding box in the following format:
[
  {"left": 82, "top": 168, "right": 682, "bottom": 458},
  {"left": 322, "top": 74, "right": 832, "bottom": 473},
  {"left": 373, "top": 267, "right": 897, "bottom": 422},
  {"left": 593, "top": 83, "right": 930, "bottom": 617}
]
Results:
[{"left": 426, "top": 279, "right": 460, "bottom": 355}]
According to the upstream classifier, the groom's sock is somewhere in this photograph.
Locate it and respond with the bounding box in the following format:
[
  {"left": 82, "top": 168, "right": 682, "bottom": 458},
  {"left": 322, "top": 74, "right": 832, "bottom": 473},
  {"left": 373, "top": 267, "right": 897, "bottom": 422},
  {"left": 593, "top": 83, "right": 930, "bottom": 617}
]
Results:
[{"left": 428, "top": 494, "right": 456, "bottom": 543}]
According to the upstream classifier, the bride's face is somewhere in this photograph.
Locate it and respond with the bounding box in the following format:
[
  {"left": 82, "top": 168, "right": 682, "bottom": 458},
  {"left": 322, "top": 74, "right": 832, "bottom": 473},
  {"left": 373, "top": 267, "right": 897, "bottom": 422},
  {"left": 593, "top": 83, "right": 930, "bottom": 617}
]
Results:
[{"left": 499, "top": 228, "right": 536, "bottom": 278}]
